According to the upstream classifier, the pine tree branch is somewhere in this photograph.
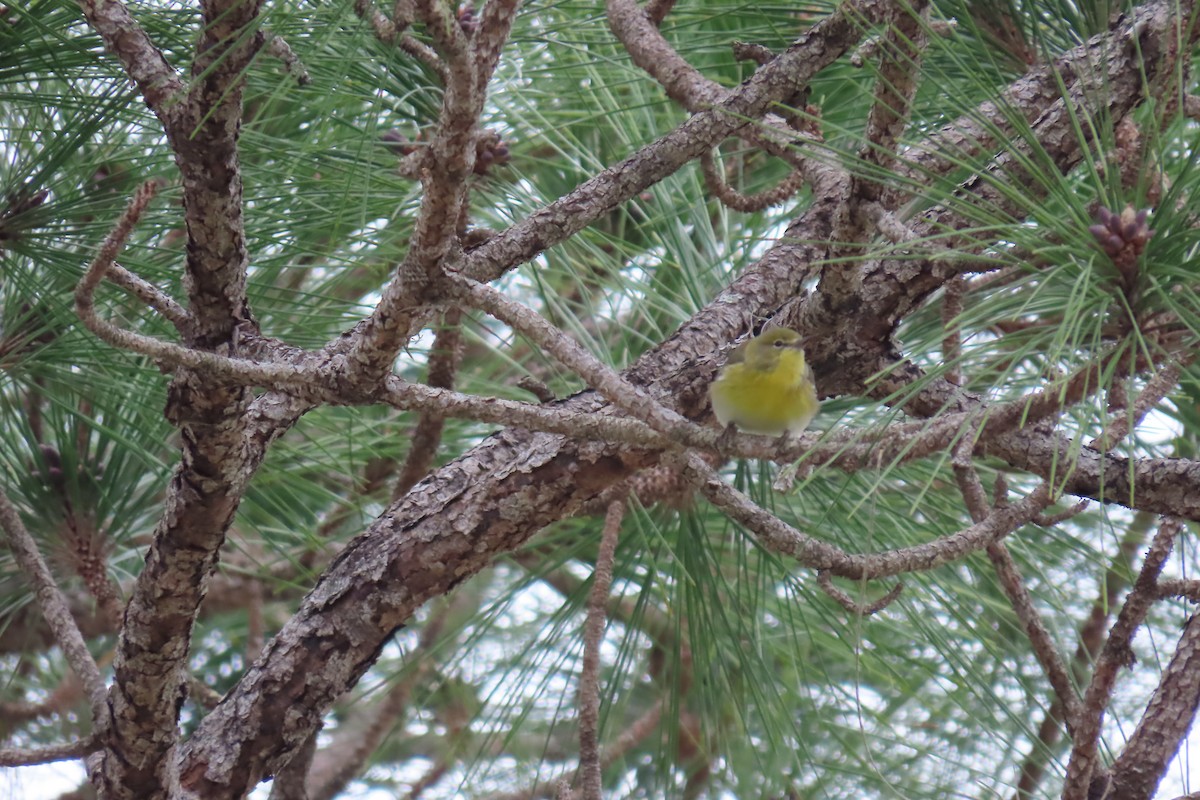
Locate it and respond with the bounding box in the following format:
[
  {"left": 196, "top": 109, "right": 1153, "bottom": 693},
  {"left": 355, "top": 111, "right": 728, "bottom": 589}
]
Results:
[
  {"left": 0, "top": 489, "right": 106, "bottom": 720},
  {"left": 823, "top": 0, "right": 930, "bottom": 304},
  {"left": 1062, "top": 517, "right": 1182, "bottom": 800},
  {"left": 1103, "top": 614, "right": 1200, "bottom": 800},
  {"left": 73, "top": 0, "right": 184, "bottom": 125},
  {"left": 0, "top": 735, "right": 99, "bottom": 768},
  {"left": 673, "top": 449, "right": 1053, "bottom": 580},
  {"left": 577, "top": 499, "right": 625, "bottom": 799}
]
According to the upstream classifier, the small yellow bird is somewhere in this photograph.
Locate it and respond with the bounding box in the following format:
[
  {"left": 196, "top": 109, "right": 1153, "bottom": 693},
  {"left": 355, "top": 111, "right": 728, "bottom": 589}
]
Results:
[{"left": 709, "top": 328, "right": 819, "bottom": 436}]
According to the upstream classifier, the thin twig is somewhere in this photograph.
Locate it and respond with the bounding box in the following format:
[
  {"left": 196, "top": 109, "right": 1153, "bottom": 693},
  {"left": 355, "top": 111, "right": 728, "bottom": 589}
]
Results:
[
  {"left": 645, "top": 0, "right": 676, "bottom": 26},
  {"left": 987, "top": 540, "right": 1081, "bottom": 729},
  {"left": 74, "top": 183, "right": 321, "bottom": 389},
  {"left": 105, "top": 261, "right": 194, "bottom": 337},
  {"left": 1090, "top": 358, "right": 1185, "bottom": 450},
  {"left": 1010, "top": 512, "right": 1156, "bottom": 800},
  {"left": 0, "top": 735, "right": 99, "bottom": 767},
  {"left": 187, "top": 675, "right": 224, "bottom": 711},
  {"left": 672, "top": 449, "right": 1052, "bottom": 580},
  {"left": 74, "top": 0, "right": 184, "bottom": 123},
  {"left": 353, "top": 0, "right": 448, "bottom": 81},
  {"left": 822, "top": 0, "right": 930, "bottom": 305},
  {"left": 393, "top": 309, "right": 465, "bottom": 500},
  {"left": 449, "top": 274, "right": 703, "bottom": 444},
  {"left": 815, "top": 571, "right": 903, "bottom": 616},
  {"left": 266, "top": 33, "right": 311, "bottom": 85},
  {"left": 0, "top": 489, "right": 106, "bottom": 719},
  {"left": 699, "top": 149, "right": 807, "bottom": 212},
  {"left": 489, "top": 700, "right": 664, "bottom": 800},
  {"left": 578, "top": 499, "right": 625, "bottom": 799},
  {"left": 344, "top": 0, "right": 503, "bottom": 382},
  {"left": 471, "top": 0, "right": 520, "bottom": 87},
  {"left": 1061, "top": 517, "right": 1183, "bottom": 800},
  {"left": 1033, "top": 500, "right": 1089, "bottom": 527},
  {"left": 1156, "top": 579, "right": 1200, "bottom": 602},
  {"left": 953, "top": 459, "right": 1082, "bottom": 726},
  {"left": 942, "top": 276, "right": 964, "bottom": 386}
]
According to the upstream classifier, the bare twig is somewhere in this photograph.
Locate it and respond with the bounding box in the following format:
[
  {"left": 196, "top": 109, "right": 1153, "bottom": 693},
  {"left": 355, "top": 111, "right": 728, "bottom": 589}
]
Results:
[
  {"left": 0, "top": 488, "right": 106, "bottom": 719},
  {"left": 345, "top": 0, "right": 514, "bottom": 383},
  {"left": 0, "top": 735, "right": 99, "bottom": 767},
  {"left": 393, "top": 309, "right": 466, "bottom": 500},
  {"left": 187, "top": 676, "right": 224, "bottom": 711},
  {"left": 605, "top": 0, "right": 725, "bottom": 107},
  {"left": 732, "top": 40, "right": 775, "bottom": 66},
  {"left": 1090, "top": 358, "right": 1185, "bottom": 450},
  {"left": 105, "top": 262, "right": 194, "bottom": 337},
  {"left": 471, "top": 0, "right": 520, "bottom": 87},
  {"left": 1062, "top": 517, "right": 1183, "bottom": 800},
  {"left": 645, "top": 0, "right": 676, "bottom": 26},
  {"left": 1032, "top": 500, "right": 1089, "bottom": 527},
  {"left": 354, "top": 0, "right": 448, "bottom": 81},
  {"left": 449, "top": 274, "right": 703, "bottom": 444},
  {"left": 953, "top": 457, "right": 1082, "bottom": 726},
  {"left": 673, "top": 449, "right": 1052, "bottom": 580},
  {"left": 987, "top": 541, "right": 1081, "bottom": 729},
  {"left": 942, "top": 276, "right": 965, "bottom": 386},
  {"left": 74, "top": 179, "right": 163, "bottom": 312},
  {"left": 822, "top": 0, "right": 930, "bottom": 304},
  {"left": 490, "top": 700, "right": 665, "bottom": 800},
  {"left": 74, "top": 182, "right": 320, "bottom": 390},
  {"left": 1156, "top": 579, "right": 1200, "bottom": 602},
  {"left": 578, "top": 499, "right": 625, "bottom": 799},
  {"left": 816, "top": 571, "right": 904, "bottom": 615},
  {"left": 266, "top": 34, "right": 311, "bottom": 85},
  {"left": 1011, "top": 512, "right": 1156, "bottom": 800},
  {"left": 699, "top": 149, "right": 808, "bottom": 212}
]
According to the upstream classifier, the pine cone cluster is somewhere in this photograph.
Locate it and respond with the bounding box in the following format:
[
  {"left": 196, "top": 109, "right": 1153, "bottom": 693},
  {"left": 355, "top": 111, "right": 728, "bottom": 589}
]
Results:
[{"left": 1089, "top": 205, "right": 1153, "bottom": 290}]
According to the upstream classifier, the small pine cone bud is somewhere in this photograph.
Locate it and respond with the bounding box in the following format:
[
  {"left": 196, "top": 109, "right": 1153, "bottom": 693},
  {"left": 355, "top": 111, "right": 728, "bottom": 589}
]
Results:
[
  {"left": 37, "top": 443, "right": 64, "bottom": 485},
  {"left": 381, "top": 129, "right": 419, "bottom": 156},
  {"left": 472, "top": 130, "right": 510, "bottom": 175},
  {"left": 457, "top": 4, "right": 478, "bottom": 35},
  {"left": 1090, "top": 204, "right": 1154, "bottom": 286}
]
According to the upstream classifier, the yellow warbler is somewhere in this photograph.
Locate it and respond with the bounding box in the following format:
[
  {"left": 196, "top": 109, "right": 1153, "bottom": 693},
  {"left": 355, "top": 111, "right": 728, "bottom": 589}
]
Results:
[{"left": 709, "top": 328, "right": 819, "bottom": 436}]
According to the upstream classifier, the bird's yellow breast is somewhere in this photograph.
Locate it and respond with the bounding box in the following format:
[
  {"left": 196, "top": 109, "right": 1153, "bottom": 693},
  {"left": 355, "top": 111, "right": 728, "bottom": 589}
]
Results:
[{"left": 709, "top": 349, "right": 818, "bottom": 435}]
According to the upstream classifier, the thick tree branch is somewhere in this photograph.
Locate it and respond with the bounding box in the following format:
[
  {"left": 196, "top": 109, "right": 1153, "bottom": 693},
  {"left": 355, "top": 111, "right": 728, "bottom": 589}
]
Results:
[{"left": 1103, "top": 613, "right": 1200, "bottom": 800}]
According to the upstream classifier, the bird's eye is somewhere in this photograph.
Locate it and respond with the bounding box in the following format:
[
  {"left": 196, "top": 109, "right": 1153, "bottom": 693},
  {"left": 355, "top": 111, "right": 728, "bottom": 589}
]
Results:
[{"left": 773, "top": 339, "right": 785, "bottom": 348}]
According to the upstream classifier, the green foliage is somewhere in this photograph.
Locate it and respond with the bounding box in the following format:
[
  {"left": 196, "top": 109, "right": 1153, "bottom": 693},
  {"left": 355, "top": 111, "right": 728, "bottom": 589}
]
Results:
[{"left": 1, "top": 0, "right": 1198, "bottom": 798}]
